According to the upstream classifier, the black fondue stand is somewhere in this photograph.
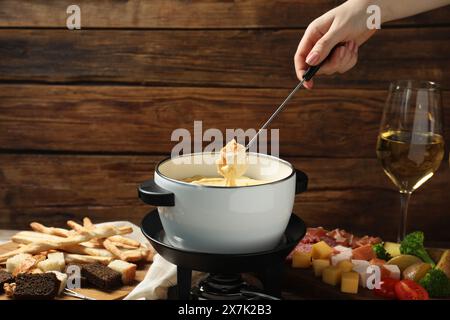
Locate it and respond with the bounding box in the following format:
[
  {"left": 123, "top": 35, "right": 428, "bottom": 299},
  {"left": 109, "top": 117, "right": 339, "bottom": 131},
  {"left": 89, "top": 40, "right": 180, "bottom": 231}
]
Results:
[{"left": 140, "top": 210, "right": 306, "bottom": 299}]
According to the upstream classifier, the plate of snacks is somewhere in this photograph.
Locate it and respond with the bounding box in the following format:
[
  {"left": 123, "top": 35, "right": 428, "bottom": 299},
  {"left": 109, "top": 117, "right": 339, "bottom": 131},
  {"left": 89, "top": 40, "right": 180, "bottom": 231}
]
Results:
[
  {"left": 285, "top": 227, "right": 450, "bottom": 300},
  {"left": 0, "top": 217, "right": 154, "bottom": 300}
]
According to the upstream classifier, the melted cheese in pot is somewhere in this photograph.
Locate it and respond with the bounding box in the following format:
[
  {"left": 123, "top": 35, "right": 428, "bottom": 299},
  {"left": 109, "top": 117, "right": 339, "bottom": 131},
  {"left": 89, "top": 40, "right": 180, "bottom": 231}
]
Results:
[
  {"left": 182, "top": 175, "right": 267, "bottom": 187},
  {"left": 182, "top": 139, "right": 270, "bottom": 187}
]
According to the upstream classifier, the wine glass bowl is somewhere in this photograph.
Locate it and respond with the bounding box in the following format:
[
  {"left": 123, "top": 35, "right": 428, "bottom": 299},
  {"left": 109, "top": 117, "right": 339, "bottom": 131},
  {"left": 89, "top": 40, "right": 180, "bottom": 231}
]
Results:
[
  {"left": 376, "top": 80, "right": 445, "bottom": 241},
  {"left": 377, "top": 130, "right": 444, "bottom": 193}
]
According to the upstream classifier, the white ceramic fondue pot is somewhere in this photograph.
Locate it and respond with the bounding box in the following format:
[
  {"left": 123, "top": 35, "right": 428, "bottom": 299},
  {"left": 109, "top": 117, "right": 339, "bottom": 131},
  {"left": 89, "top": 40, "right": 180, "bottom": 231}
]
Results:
[{"left": 138, "top": 152, "right": 307, "bottom": 254}]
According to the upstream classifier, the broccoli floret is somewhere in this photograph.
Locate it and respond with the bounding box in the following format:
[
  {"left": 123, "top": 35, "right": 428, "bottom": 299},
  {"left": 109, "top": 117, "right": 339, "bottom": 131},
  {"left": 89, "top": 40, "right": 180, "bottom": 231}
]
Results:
[
  {"left": 372, "top": 243, "right": 392, "bottom": 261},
  {"left": 400, "top": 231, "right": 435, "bottom": 266},
  {"left": 419, "top": 269, "right": 450, "bottom": 298}
]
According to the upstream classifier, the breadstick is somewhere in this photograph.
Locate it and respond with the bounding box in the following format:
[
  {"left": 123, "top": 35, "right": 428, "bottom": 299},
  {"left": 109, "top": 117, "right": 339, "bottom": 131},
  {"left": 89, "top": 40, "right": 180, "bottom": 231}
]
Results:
[
  {"left": 12, "top": 231, "right": 67, "bottom": 244},
  {"left": 108, "top": 235, "right": 140, "bottom": 248},
  {"left": 64, "top": 253, "right": 113, "bottom": 265},
  {"left": 2, "top": 225, "right": 127, "bottom": 262},
  {"left": 81, "top": 239, "right": 104, "bottom": 249},
  {"left": 121, "top": 250, "right": 144, "bottom": 262},
  {"left": 118, "top": 226, "right": 133, "bottom": 235},
  {"left": 108, "top": 242, "right": 137, "bottom": 250},
  {"left": 69, "top": 221, "right": 131, "bottom": 239},
  {"left": 0, "top": 243, "right": 54, "bottom": 262},
  {"left": 2, "top": 221, "right": 133, "bottom": 263},
  {"left": 103, "top": 239, "right": 124, "bottom": 259},
  {"left": 67, "top": 220, "right": 84, "bottom": 232},
  {"left": 103, "top": 238, "right": 141, "bottom": 261},
  {"left": 83, "top": 217, "right": 94, "bottom": 229},
  {"left": 103, "top": 239, "right": 150, "bottom": 262},
  {"left": 62, "top": 244, "right": 114, "bottom": 257},
  {"left": 30, "top": 222, "right": 70, "bottom": 237}
]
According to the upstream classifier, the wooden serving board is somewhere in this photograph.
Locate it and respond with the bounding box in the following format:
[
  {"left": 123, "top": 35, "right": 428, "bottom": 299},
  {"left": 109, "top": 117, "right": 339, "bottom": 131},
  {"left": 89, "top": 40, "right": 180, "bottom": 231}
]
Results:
[
  {"left": 0, "top": 242, "right": 151, "bottom": 300},
  {"left": 282, "top": 248, "right": 447, "bottom": 300},
  {"left": 283, "top": 266, "right": 383, "bottom": 300}
]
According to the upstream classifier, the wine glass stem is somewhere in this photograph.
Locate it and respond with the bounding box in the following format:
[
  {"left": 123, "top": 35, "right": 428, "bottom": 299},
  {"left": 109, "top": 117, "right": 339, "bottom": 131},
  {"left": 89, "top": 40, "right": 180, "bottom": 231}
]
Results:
[{"left": 398, "top": 191, "right": 412, "bottom": 242}]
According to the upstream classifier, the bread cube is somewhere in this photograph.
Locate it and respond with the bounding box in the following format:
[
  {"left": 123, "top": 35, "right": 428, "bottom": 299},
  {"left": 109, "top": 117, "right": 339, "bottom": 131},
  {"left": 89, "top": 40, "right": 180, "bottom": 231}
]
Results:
[
  {"left": 6, "top": 253, "right": 32, "bottom": 273},
  {"left": 311, "top": 241, "right": 334, "bottom": 259},
  {"left": 108, "top": 260, "right": 137, "bottom": 285},
  {"left": 47, "top": 252, "right": 65, "bottom": 271},
  {"left": 38, "top": 259, "right": 62, "bottom": 272},
  {"left": 292, "top": 251, "right": 312, "bottom": 269},
  {"left": 337, "top": 260, "right": 354, "bottom": 272},
  {"left": 312, "top": 259, "right": 331, "bottom": 277},
  {"left": 341, "top": 271, "right": 359, "bottom": 294},
  {"left": 322, "top": 266, "right": 342, "bottom": 286}
]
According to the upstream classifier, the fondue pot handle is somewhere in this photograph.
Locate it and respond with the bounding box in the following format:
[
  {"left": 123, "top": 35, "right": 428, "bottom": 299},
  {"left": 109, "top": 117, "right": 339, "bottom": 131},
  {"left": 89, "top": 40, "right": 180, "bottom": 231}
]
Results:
[
  {"left": 138, "top": 180, "right": 175, "bottom": 206},
  {"left": 295, "top": 169, "right": 308, "bottom": 194}
]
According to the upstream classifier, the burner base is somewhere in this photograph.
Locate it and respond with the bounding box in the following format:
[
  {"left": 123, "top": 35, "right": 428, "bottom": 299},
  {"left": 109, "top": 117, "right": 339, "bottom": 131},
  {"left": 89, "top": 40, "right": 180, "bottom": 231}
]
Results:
[{"left": 175, "top": 263, "right": 284, "bottom": 300}]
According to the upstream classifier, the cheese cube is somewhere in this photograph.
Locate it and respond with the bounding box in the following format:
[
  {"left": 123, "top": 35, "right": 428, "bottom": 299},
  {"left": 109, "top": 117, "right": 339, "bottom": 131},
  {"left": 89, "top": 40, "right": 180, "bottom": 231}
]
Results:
[
  {"left": 382, "top": 264, "right": 401, "bottom": 280},
  {"left": 312, "top": 259, "right": 330, "bottom": 277},
  {"left": 384, "top": 242, "right": 401, "bottom": 257},
  {"left": 352, "top": 260, "right": 371, "bottom": 288},
  {"left": 331, "top": 251, "right": 353, "bottom": 266},
  {"left": 311, "top": 241, "right": 334, "bottom": 259},
  {"left": 337, "top": 260, "right": 354, "bottom": 272},
  {"left": 292, "top": 251, "right": 312, "bottom": 269},
  {"left": 341, "top": 272, "right": 359, "bottom": 294},
  {"left": 322, "top": 266, "right": 342, "bottom": 286}
]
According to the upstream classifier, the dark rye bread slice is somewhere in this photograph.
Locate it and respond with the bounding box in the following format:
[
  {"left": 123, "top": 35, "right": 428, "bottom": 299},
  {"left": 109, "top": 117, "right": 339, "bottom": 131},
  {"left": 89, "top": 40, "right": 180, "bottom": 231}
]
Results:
[
  {"left": 81, "top": 263, "right": 122, "bottom": 290},
  {"left": 0, "top": 270, "right": 14, "bottom": 293},
  {"left": 13, "top": 273, "right": 59, "bottom": 300}
]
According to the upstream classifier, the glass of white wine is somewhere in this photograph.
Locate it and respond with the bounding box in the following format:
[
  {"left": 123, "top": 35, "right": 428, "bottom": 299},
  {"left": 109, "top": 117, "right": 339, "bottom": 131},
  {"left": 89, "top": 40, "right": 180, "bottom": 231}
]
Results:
[{"left": 376, "top": 80, "right": 445, "bottom": 242}]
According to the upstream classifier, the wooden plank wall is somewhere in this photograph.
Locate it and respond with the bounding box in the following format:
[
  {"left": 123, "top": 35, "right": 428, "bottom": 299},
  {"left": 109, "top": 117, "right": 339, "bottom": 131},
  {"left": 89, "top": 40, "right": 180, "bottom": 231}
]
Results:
[{"left": 0, "top": 1, "right": 449, "bottom": 242}]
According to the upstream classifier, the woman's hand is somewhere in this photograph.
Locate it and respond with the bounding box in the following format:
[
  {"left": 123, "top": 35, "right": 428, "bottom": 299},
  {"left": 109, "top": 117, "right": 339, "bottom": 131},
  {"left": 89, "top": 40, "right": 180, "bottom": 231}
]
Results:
[
  {"left": 294, "top": 0, "right": 376, "bottom": 89},
  {"left": 295, "top": 0, "right": 450, "bottom": 88}
]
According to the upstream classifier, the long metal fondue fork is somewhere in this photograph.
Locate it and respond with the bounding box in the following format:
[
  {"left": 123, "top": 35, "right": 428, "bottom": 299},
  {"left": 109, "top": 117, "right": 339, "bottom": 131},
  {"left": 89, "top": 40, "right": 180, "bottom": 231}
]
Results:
[{"left": 246, "top": 46, "right": 338, "bottom": 151}]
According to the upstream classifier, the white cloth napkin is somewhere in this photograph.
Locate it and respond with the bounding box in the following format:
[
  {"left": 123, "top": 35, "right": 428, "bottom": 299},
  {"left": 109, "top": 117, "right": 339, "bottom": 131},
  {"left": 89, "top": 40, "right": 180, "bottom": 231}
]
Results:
[
  {"left": 124, "top": 254, "right": 176, "bottom": 300},
  {"left": 125, "top": 254, "right": 204, "bottom": 300}
]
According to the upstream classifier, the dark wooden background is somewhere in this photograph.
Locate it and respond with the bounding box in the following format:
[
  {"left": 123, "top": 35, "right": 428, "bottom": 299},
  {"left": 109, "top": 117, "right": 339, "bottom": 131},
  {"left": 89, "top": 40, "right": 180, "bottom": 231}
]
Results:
[{"left": 0, "top": 1, "right": 449, "bottom": 243}]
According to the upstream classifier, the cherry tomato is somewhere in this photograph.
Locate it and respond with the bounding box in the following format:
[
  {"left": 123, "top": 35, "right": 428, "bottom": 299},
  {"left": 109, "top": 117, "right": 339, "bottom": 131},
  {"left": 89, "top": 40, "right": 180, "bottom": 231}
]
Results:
[
  {"left": 394, "top": 279, "right": 429, "bottom": 300},
  {"left": 374, "top": 278, "right": 399, "bottom": 299}
]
